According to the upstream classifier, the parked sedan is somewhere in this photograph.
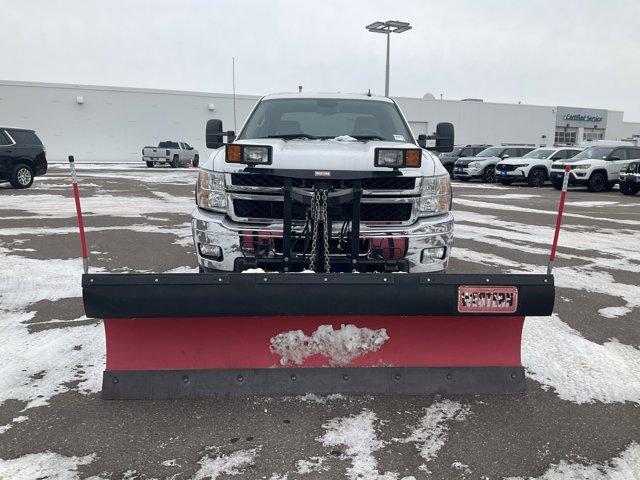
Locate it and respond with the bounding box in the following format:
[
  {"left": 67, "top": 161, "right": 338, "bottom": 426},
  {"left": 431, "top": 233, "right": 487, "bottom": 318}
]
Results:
[
  {"left": 495, "top": 147, "right": 582, "bottom": 187},
  {"left": 619, "top": 161, "right": 640, "bottom": 195}
]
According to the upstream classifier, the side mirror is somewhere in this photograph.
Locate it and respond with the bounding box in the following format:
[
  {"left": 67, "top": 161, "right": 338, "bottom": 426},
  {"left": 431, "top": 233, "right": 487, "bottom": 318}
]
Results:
[
  {"left": 434, "top": 122, "right": 454, "bottom": 153},
  {"left": 502, "top": 155, "right": 510, "bottom": 159},
  {"left": 206, "top": 119, "right": 236, "bottom": 149},
  {"left": 417, "top": 134, "right": 427, "bottom": 149}
]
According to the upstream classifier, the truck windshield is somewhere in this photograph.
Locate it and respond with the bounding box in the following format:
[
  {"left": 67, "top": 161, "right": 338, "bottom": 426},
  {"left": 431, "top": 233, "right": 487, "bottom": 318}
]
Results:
[{"left": 240, "top": 98, "right": 412, "bottom": 142}]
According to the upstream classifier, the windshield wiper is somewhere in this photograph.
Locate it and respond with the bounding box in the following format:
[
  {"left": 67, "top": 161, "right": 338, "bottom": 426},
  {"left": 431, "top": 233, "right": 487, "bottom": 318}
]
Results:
[
  {"left": 351, "top": 135, "right": 385, "bottom": 141},
  {"left": 262, "top": 134, "right": 319, "bottom": 140}
]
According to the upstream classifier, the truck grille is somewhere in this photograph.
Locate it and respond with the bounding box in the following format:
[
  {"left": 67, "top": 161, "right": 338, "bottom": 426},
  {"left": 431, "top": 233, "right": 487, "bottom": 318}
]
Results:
[
  {"left": 231, "top": 173, "right": 415, "bottom": 191},
  {"left": 495, "top": 164, "right": 517, "bottom": 172},
  {"left": 233, "top": 199, "right": 412, "bottom": 222}
]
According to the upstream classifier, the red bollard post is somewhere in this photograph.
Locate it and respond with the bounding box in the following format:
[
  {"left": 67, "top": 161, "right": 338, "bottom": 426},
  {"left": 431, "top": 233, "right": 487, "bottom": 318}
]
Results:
[
  {"left": 547, "top": 165, "right": 571, "bottom": 274},
  {"left": 69, "top": 155, "right": 89, "bottom": 274}
]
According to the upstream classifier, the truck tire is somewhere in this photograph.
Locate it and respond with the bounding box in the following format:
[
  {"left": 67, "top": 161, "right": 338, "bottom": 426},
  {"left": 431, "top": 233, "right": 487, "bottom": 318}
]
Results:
[
  {"left": 193, "top": 155, "right": 199, "bottom": 168},
  {"left": 587, "top": 172, "right": 607, "bottom": 192},
  {"left": 10, "top": 163, "right": 34, "bottom": 189},
  {"left": 620, "top": 182, "right": 639, "bottom": 196},
  {"left": 170, "top": 155, "right": 179, "bottom": 168},
  {"left": 481, "top": 166, "right": 496, "bottom": 183},
  {"left": 527, "top": 168, "right": 547, "bottom": 188},
  {"left": 146, "top": 161, "right": 154, "bottom": 168}
]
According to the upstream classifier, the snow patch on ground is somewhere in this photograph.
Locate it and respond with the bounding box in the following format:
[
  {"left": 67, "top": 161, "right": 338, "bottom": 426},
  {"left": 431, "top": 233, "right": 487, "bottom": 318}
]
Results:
[
  {"left": 0, "top": 415, "right": 28, "bottom": 435},
  {"left": 270, "top": 324, "right": 389, "bottom": 366},
  {"left": 598, "top": 306, "right": 631, "bottom": 319},
  {"left": 0, "top": 250, "right": 105, "bottom": 409},
  {"left": 398, "top": 400, "right": 470, "bottom": 472},
  {"left": 0, "top": 451, "right": 96, "bottom": 480},
  {"left": 565, "top": 200, "right": 619, "bottom": 207},
  {"left": 461, "top": 193, "right": 540, "bottom": 200},
  {"left": 193, "top": 448, "right": 259, "bottom": 480},
  {"left": 296, "top": 456, "right": 328, "bottom": 474},
  {"left": 522, "top": 314, "right": 640, "bottom": 404},
  {"left": 320, "top": 410, "right": 413, "bottom": 480},
  {"left": 0, "top": 192, "right": 194, "bottom": 218},
  {"left": 506, "top": 443, "right": 640, "bottom": 480},
  {"left": 163, "top": 265, "right": 198, "bottom": 274}
]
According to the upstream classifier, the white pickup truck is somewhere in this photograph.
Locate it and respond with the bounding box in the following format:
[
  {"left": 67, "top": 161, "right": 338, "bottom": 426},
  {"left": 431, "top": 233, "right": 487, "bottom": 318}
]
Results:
[
  {"left": 142, "top": 141, "right": 199, "bottom": 168},
  {"left": 191, "top": 93, "right": 455, "bottom": 274}
]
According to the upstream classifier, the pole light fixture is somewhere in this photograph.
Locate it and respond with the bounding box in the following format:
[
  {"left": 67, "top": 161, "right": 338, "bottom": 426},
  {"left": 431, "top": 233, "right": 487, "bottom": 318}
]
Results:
[{"left": 366, "top": 20, "right": 412, "bottom": 97}]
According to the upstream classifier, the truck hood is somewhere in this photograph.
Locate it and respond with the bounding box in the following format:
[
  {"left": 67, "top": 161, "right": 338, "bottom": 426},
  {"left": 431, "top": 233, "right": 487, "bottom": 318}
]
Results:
[{"left": 205, "top": 138, "right": 442, "bottom": 176}]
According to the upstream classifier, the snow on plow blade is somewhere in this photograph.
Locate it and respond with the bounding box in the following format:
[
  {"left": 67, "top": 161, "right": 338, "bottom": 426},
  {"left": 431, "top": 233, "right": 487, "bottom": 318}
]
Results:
[{"left": 83, "top": 272, "right": 554, "bottom": 399}]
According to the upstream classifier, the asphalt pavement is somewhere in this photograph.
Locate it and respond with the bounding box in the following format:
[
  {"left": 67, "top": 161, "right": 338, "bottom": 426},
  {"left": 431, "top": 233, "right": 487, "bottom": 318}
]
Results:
[{"left": 0, "top": 164, "right": 638, "bottom": 479}]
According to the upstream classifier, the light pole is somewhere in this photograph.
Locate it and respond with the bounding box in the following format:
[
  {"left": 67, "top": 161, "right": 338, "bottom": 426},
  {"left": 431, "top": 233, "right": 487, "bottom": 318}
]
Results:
[{"left": 366, "top": 20, "right": 412, "bottom": 97}]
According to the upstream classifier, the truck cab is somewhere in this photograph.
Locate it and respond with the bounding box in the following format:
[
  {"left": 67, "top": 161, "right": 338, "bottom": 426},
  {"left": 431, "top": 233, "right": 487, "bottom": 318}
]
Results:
[{"left": 192, "top": 93, "right": 454, "bottom": 273}]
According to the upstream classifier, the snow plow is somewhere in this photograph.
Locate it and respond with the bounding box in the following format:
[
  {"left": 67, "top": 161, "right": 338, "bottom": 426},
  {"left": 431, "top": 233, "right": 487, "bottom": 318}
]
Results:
[{"left": 73, "top": 159, "right": 556, "bottom": 400}]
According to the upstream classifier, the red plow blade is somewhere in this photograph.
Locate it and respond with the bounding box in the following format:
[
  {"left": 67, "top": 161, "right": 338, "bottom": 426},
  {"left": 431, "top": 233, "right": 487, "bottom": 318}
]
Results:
[{"left": 82, "top": 272, "right": 554, "bottom": 399}]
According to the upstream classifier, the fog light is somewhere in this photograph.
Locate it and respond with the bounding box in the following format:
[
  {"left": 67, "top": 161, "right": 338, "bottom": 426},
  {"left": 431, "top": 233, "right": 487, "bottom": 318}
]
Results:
[
  {"left": 421, "top": 247, "right": 446, "bottom": 262},
  {"left": 199, "top": 244, "right": 223, "bottom": 261}
]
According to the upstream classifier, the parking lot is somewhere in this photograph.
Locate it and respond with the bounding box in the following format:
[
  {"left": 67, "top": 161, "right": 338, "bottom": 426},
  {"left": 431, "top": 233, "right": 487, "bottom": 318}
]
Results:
[{"left": 0, "top": 164, "right": 638, "bottom": 479}]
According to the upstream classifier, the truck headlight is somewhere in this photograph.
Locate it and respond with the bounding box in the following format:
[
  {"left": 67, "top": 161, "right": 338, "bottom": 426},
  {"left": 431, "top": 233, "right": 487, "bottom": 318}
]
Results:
[
  {"left": 375, "top": 148, "right": 421, "bottom": 168},
  {"left": 197, "top": 170, "right": 226, "bottom": 212},
  {"left": 572, "top": 164, "right": 591, "bottom": 170},
  {"left": 468, "top": 161, "right": 480, "bottom": 169},
  {"left": 418, "top": 175, "right": 451, "bottom": 215}
]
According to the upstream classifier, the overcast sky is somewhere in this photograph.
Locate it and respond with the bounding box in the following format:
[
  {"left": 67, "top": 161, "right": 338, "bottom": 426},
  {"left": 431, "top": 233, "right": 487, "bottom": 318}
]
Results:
[{"left": 2, "top": 0, "right": 640, "bottom": 119}]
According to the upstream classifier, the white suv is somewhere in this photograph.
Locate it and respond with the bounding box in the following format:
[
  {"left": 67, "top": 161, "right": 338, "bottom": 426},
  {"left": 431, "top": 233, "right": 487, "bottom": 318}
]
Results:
[
  {"left": 495, "top": 147, "right": 582, "bottom": 187},
  {"left": 550, "top": 145, "right": 640, "bottom": 192},
  {"left": 453, "top": 146, "right": 535, "bottom": 182}
]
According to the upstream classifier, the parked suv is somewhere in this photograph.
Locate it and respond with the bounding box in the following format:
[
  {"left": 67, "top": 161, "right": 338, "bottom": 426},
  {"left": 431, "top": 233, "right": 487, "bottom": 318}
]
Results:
[
  {"left": 495, "top": 147, "right": 582, "bottom": 187},
  {"left": 454, "top": 145, "right": 535, "bottom": 182},
  {"left": 0, "top": 127, "right": 47, "bottom": 189},
  {"left": 550, "top": 145, "right": 640, "bottom": 192},
  {"left": 438, "top": 144, "right": 491, "bottom": 176},
  {"left": 619, "top": 161, "right": 640, "bottom": 196}
]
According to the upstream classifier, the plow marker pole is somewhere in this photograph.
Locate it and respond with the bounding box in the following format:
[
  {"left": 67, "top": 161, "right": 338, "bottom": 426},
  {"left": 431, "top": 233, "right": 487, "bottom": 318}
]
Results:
[
  {"left": 547, "top": 164, "right": 571, "bottom": 275},
  {"left": 69, "top": 155, "right": 89, "bottom": 274}
]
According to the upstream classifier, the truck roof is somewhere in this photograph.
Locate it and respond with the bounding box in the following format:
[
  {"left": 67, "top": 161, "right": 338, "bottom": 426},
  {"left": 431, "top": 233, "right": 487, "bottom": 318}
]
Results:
[{"left": 261, "top": 92, "right": 393, "bottom": 103}]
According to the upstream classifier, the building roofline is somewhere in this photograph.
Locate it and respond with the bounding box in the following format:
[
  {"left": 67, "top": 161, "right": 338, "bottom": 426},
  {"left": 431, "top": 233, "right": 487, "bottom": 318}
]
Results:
[{"left": 0, "top": 79, "right": 261, "bottom": 100}]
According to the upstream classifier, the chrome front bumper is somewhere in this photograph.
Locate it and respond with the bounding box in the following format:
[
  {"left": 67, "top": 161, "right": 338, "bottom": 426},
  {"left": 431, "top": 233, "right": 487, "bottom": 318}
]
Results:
[{"left": 192, "top": 207, "right": 454, "bottom": 273}]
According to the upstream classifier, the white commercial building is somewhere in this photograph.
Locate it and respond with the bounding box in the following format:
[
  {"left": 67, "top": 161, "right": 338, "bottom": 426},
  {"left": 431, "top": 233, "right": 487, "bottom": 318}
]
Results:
[{"left": 1, "top": 80, "right": 639, "bottom": 162}]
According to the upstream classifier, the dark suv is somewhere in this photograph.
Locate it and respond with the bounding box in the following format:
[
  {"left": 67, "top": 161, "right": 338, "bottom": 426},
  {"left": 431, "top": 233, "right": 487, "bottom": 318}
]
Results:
[
  {"left": 0, "top": 127, "right": 47, "bottom": 189},
  {"left": 438, "top": 144, "right": 491, "bottom": 176},
  {"left": 619, "top": 161, "right": 640, "bottom": 196}
]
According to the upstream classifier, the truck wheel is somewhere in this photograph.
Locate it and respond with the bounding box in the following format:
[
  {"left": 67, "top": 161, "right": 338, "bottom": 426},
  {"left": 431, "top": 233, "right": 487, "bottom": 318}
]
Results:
[
  {"left": 527, "top": 168, "right": 547, "bottom": 187},
  {"left": 620, "top": 182, "right": 639, "bottom": 196},
  {"left": 170, "top": 155, "right": 179, "bottom": 168},
  {"left": 481, "top": 166, "right": 496, "bottom": 183},
  {"left": 587, "top": 172, "right": 607, "bottom": 192},
  {"left": 193, "top": 155, "right": 199, "bottom": 168},
  {"left": 10, "top": 164, "right": 34, "bottom": 189},
  {"left": 146, "top": 161, "right": 154, "bottom": 168}
]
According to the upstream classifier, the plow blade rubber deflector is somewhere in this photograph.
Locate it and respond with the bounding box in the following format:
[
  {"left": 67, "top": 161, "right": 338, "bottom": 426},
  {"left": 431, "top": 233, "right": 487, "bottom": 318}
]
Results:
[{"left": 82, "top": 273, "right": 554, "bottom": 399}]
